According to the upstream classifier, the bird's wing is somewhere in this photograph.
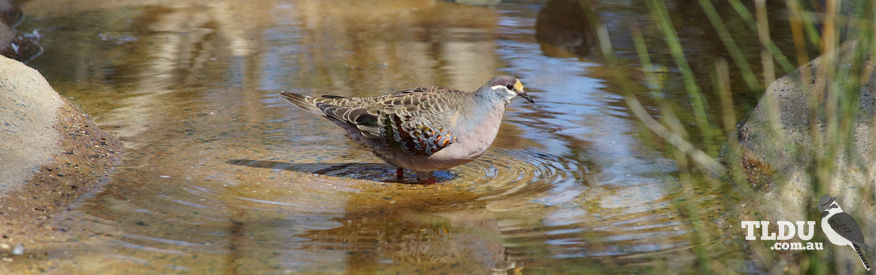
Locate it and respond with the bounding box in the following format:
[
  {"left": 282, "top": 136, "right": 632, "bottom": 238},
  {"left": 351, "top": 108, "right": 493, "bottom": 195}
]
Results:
[
  {"left": 281, "top": 88, "right": 463, "bottom": 156},
  {"left": 828, "top": 213, "right": 868, "bottom": 247},
  {"left": 373, "top": 87, "right": 464, "bottom": 156},
  {"left": 375, "top": 90, "right": 464, "bottom": 156},
  {"left": 390, "top": 86, "right": 454, "bottom": 95},
  {"left": 280, "top": 92, "right": 384, "bottom": 137}
]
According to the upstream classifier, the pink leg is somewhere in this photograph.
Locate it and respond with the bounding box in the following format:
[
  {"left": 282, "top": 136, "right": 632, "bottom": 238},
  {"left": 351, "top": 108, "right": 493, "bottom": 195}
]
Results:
[{"left": 396, "top": 168, "right": 404, "bottom": 181}]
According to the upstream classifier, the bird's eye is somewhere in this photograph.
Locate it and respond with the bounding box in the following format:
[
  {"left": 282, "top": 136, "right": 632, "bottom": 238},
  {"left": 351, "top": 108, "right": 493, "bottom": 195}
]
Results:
[
  {"left": 506, "top": 84, "right": 514, "bottom": 90},
  {"left": 830, "top": 204, "right": 838, "bottom": 209}
]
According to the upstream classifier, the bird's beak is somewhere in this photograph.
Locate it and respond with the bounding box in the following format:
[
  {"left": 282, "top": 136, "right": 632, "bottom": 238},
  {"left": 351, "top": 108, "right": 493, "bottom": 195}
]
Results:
[
  {"left": 513, "top": 80, "right": 534, "bottom": 103},
  {"left": 519, "top": 91, "right": 534, "bottom": 103}
]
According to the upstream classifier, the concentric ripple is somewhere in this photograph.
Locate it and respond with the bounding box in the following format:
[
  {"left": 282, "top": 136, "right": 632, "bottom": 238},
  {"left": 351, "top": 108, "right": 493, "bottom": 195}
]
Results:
[
  {"left": 454, "top": 149, "right": 579, "bottom": 202},
  {"left": 16, "top": 0, "right": 737, "bottom": 274}
]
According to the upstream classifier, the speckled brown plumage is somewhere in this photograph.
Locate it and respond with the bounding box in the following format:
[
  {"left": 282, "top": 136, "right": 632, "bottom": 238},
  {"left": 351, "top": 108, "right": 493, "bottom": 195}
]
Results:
[{"left": 280, "top": 75, "right": 533, "bottom": 182}]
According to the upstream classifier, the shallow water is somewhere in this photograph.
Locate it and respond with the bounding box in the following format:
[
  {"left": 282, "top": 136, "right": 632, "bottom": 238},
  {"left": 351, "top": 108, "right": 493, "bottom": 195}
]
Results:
[{"left": 13, "top": 0, "right": 794, "bottom": 273}]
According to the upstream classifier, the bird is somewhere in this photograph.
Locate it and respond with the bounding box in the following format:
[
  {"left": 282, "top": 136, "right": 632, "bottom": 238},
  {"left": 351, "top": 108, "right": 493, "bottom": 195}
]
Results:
[
  {"left": 279, "top": 75, "right": 533, "bottom": 183},
  {"left": 819, "top": 195, "right": 871, "bottom": 271}
]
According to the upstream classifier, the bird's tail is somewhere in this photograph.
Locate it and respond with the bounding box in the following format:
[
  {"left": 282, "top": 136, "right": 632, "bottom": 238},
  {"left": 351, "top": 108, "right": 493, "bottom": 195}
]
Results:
[
  {"left": 279, "top": 92, "right": 322, "bottom": 114},
  {"left": 853, "top": 244, "right": 872, "bottom": 271}
]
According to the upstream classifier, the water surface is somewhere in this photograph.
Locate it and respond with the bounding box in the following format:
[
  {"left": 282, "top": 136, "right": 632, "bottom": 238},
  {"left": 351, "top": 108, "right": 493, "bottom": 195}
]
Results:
[{"left": 13, "top": 0, "right": 792, "bottom": 273}]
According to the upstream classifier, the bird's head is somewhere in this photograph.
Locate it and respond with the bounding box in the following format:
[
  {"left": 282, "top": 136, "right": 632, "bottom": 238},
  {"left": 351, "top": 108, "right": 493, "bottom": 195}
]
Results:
[
  {"left": 483, "top": 75, "right": 534, "bottom": 104},
  {"left": 818, "top": 195, "right": 844, "bottom": 217}
]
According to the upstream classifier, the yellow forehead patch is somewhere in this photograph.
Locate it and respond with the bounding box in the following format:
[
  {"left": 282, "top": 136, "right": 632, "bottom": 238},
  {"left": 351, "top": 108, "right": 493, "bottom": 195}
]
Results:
[{"left": 513, "top": 79, "right": 524, "bottom": 91}]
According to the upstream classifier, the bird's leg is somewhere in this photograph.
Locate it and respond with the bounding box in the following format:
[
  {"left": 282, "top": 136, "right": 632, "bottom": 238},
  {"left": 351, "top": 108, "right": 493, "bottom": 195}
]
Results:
[
  {"left": 396, "top": 167, "right": 404, "bottom": 182},
  {"left": 416, "top": 171, "right": 437, "bottom": 184}
]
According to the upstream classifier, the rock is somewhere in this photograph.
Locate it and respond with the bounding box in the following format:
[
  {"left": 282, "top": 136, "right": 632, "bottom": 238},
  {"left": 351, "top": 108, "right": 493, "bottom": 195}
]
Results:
[
  {"left": 0, "top": 56, "right": 122, "bottom": 246},
  {"left": 735, "top": 42, "right": 875, "bottom": 272},
  {"left": 534, "top": 0, "right": 593, "bottom": 57},
  {"left": 0, "top": 24, "right": 41, "bottom": 61},
  {"left": 0, "top": 0, "right": 21, "bottom": 26},
  {"left": 737, "top": 43, "right": 875, "bottom": 216},
  {"left": 0, "top": 56, "right": 63, "bottom": 189},
  {"left": 0, "top": 0, "right": 40, "bottom": 62}
]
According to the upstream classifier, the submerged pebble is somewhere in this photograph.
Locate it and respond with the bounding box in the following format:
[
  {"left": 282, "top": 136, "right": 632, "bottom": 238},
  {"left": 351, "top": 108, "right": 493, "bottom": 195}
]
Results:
[{"left": 11, "top": 244, "right": 23, "bottom": 255}]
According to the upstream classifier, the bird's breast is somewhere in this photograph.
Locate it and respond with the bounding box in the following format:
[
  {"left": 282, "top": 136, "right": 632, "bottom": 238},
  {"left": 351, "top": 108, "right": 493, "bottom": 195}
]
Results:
[
  {"left": 387, "top": 102, "right": 507, "bottom": 172},
  {"left": 433, "top": 105, "right": 506, "bottom": 160}
]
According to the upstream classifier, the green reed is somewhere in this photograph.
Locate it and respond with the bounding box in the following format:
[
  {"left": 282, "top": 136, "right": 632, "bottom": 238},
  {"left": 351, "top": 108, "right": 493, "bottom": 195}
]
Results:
[{"left": 586, "top": 0, "right": 876, "bottom": 273}]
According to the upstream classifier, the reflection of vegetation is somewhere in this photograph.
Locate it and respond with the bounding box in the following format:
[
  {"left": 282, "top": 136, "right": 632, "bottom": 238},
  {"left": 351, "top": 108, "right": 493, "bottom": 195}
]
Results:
[
  {"left": 18, "top": 0, "right": 876, "bottom": 272},
  {"left": 583, "top": 0, "right": 875, "bottom": 273}
]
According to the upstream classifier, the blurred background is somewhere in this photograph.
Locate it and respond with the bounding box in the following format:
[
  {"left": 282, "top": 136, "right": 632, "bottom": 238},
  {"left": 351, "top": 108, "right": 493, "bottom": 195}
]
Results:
[{"left": 2, "top": 0, "right": 874, "bottom": 273}]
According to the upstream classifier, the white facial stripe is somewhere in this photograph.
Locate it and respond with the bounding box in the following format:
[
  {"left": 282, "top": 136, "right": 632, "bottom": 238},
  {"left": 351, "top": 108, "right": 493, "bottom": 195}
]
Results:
[{"left": 491, "top": 85, "right": 516, "bottom": 97}]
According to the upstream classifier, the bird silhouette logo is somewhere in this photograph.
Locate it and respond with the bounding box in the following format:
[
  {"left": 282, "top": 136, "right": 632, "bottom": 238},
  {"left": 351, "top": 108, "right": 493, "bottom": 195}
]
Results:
[{"left": 818, "top": 195, "right": 871, "bottom": 271}]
